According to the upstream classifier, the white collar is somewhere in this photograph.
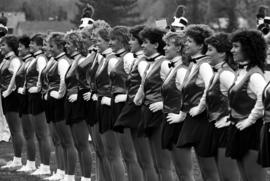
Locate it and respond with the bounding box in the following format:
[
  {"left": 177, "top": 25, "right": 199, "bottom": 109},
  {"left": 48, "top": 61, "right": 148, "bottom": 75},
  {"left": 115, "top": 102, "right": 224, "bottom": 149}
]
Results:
[{"left": 5, "top": 51, "right": 15, "bottom": 59}]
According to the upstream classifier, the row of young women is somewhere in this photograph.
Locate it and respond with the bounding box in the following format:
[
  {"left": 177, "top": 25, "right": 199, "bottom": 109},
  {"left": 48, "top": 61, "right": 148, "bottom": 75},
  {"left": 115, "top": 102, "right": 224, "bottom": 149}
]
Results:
[{"left": 0, "top": 20, "right": 270, "bottom": 181}]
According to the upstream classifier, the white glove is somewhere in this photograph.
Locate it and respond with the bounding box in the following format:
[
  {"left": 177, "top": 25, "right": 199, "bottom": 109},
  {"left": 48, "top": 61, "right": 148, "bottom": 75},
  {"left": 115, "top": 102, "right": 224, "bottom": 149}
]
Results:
[
  {"left": 149, "top": 101, "right": 163, "bottom": 112},
  {"left": 44, "top": 93, "right": 48, "bottom": 101},
  {"left": 114, "top": 94, "right": 127, "bottom": 103},
  {"left": 91, "top": 93, "right": 98, "bottom": 101},
  {"left": 17, "top": 87, "right": 25, "bottom": 95},
  {"left": 2, "top": 90, "right": 11, "bottom": 98},
  {"left": 189, "top": 105, "right": 205, "bottom": 117},
  {"left": 68, "top": 94, "right": 78, "bottom": 102},
  {"left": 167, "top": 111, "right": 186, "bottom": 124},
  {"left": 50, "top": 91, "right": 60, "bottom": 99},
  {"left": 215, "top": 116, "right": 230, "bottom": 128},
  {"left": 236, "top": 118, "right": 254, "bottom": 131},
  {"left": 28, "top": 86, "right": 40, "bottom": 93},
  {"left": 101, "top": 96, "right": 111, "bottom": 106},
  {"left": 83, "top": 92, "right": 91, "bottom": 101}
]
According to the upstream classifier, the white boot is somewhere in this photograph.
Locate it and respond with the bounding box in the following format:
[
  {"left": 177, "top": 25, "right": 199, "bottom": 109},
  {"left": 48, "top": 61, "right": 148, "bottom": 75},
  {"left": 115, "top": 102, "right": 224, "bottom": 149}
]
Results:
[
  {"left": 17, "top": 160, "right": 36, "bottom": 172},
  {"left": 1, "top": 157, "right": 22, "bottom": 169}
]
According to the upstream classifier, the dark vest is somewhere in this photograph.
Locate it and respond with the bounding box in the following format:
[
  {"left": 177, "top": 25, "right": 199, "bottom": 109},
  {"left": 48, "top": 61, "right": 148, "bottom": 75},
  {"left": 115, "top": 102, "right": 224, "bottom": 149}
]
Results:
[
  {"left": 181, "top": 56, "right": 209, "bottom": 112},
  {"left": 26, "top": 53, "right": 47, "bottom": 89},
  {"left": 48, "top": 55, "right": 70, "bottom": 92},
  {"left": 0, "top": 56, "right": 19, "bottom": 91},
  {"left": 95, "top": 54, "right": 115, "bottom": 97},
  {"left": 78, "top": 56, "right": 91, "bottom": 90},
  {"left": 206, "top": 63, "right": 234, "bottom": 122},
  {"left": 41, "top": 57, "right": 54, "bottom": 94},
  {"left": 229, "top": 66, "right": 263, "bottom": 121},
  {"left": 126, "top": 57, "right": 145, "bottom": 102},
  {"left": 15, "top": 57, "right": 28, "bottom": 88},
  {"left": 161, "top": 63, "right": 185, "bottom": 114},
  {"left": 143, "top": 56, "right": 165, "bottom": 106},
  {"left": 110, "top": 54, "right": 128, "bottom": 95},
  {"left": 89, "top": 53, "right": 99, "bottom": 93},
  {"left": 263, "top": 81, "right": 270, "bottom": 123}
]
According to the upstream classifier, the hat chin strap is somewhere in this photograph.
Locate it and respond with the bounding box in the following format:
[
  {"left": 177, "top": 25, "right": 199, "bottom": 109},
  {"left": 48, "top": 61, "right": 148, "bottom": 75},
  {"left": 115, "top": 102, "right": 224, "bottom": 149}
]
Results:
[{"left": 0, "top": 24, "right": 7, "bottom": 31}]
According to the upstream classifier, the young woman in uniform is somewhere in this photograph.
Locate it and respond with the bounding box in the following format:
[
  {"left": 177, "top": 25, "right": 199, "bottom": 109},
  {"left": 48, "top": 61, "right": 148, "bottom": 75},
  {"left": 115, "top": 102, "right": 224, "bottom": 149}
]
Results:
[
  {"left": 64, "top": 31, "right": 92, "bottom": 181},
  {"left": 201, "top": 33, "right": 240, "bottom": 181},
  {"left": 161, "top": 31, "right": 191, "bottom": 180},
  {"left": 226, "top": 30, "right": 267, "bottom": 181},
  {"left": 42, "top": 35, "right": 65, "bottom": 180},
  {"left": 134, "top": 26, "right": 173, "bottom": 181},
  {"left": 16, "top": 35, "right": 37, "bottom": 172},
  {"left": 0, "top": 35, "right": 24, "bottom": 169},
  {"left": 26, "top": 34, "right": 51, "bottom": 175}
]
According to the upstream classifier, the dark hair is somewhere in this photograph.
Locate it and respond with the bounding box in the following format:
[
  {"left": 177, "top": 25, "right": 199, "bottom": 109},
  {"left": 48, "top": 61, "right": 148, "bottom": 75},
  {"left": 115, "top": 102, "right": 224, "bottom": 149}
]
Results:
[
  {"left": 1, "top": 35, "right": 19, "bottom": 55},
  {"left": 185, "top": 24, "right": 214, "bottom": 54},
  {"left": 231, "top": 29, "right": 266, "bottom": 71},
  {"left": 205, "top": 32, "right": 236, "bottom": 70},
  {"left": 30, "top": 33, "right": 45, "bottom": 46},
  {"left": 48, "top": 32, "right": 66, "bottom": 50},
  {"left": 139, "top": 27, "right": 166, "bottom": 55},
  {"left": 129, "top": 25, "right": 145, "bottom": 45},
  {"left": 19, "top": 35, "right": 30, "bottom": 49},
  {"left": 110, "top": 26, "right": 130, "bottom": 51}
]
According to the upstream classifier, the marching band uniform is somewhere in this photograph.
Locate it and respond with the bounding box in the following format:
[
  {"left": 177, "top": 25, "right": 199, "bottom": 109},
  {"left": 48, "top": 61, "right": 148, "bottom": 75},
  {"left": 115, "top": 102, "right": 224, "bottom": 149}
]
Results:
[{"left": 226, "top": 65, "right": 266, "bottom": 159}]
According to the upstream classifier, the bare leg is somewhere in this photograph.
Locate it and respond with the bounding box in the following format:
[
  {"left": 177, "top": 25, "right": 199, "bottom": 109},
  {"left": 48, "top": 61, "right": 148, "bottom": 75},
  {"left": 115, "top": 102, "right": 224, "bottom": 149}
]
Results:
[
  {"left": 21, "top": 114, "right": 35, "bottom": 161},
  {"left": 5, "top": 112, "right": 24, "bottom": 158},
  {"left": 217, "top": 148, "right": 240, "bottom": 181},
  {"left": 101, "top": 130, "right": 125, "bottom": 181},
  {"left": 171, "top": 145, "right": 195, "bottom": 181},
  {"left": 117, "top": 128, "right": 143, "bottom": 181},
  {"left": 50, "top": 123, "right": 65, "bottom": 171},
  {"left": 148, "top": 126, "right": 174, "bottom": 181},
  {"left": 54, "top": 120, "right": 77, "bottom": 175},
  {"left": 32, "top": 112, "right": 51, "bottom": 165},
  {"left": 240, "top": 150, "right": 267, "bottom": 181},
  {"left": 89, "top": 124, "right": 111, "bottom": 181},
  {"left": 71, "top": 121, "right": 92, "bottom": 178}
]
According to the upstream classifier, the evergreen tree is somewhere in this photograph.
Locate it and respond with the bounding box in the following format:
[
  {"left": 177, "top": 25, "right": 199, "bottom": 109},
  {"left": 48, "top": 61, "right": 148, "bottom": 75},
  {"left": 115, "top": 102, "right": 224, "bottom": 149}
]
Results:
[{"left": 72, "top": 0, "right": 145, "bottom": 26}]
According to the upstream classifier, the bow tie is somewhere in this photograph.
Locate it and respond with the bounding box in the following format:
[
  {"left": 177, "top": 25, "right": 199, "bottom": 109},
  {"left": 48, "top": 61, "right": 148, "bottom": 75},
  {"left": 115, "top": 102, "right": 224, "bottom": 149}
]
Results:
[
  {"left": 212, "top": 66, "right": 218, "bottom": 72},
  {"left": 238, "top": 63, "right": 248, "bottom": 69},
  {"left": 101, "top": 53, "right": 107, "bottom": 58},
  {"left": 146, "top": 55, "right": 160, "bottom": 62},
  {"left": 168, "top": 62, "right": 175, "bottom": 68},
  {"left": 133, "top": 53, "right": 137, "bottom": 58},
  {"left": 190, "top": 55, "right": 206, "bottom": 64},
  {"left": 89, "top": 47, "right": 98, "bottom": 54}
]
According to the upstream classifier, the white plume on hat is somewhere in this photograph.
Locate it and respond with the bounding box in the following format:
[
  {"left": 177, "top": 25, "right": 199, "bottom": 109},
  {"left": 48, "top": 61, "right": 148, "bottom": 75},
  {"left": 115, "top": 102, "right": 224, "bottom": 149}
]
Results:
[
  {"left": 0, "top": 13, "right": 8, "bottom": 37},
  {"left": 171, "top": 5, "right": 188, "bottom": 30},
  {"left": 79, "top": 4, "right": 95, "bottom": 29}
]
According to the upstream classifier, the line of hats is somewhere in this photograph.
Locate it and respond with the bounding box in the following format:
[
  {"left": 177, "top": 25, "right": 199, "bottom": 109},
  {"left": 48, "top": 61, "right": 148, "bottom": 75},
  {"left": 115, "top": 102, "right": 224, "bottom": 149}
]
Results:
[{"left": 79, "top": 3, "right": 189, "bottom": 33}]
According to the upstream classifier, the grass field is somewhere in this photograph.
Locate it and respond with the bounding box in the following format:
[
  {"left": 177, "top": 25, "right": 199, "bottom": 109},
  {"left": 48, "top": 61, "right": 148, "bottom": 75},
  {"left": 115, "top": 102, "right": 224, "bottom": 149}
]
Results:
[{"left": 0, "top": 141, "right": 269, "bottom": 181}]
